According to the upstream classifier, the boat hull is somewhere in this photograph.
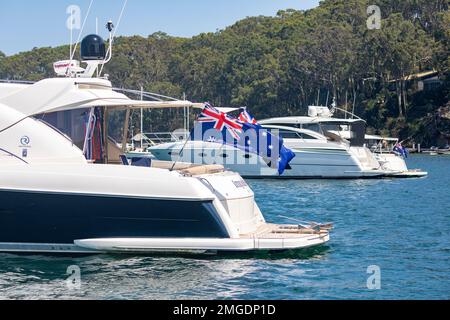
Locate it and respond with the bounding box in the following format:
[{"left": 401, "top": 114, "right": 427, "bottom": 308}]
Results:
[
  {"left": 148, "top": 143, "right": 385, "bottom": 179},
  {"left": 0, "top": 189, "right": 230, "bottom": 247},
  {"left": 0, "top": 163, "right": 331, "bottom": 254},
  {"left": 0, "top": 189, "right": 331, "bottom": 254}
]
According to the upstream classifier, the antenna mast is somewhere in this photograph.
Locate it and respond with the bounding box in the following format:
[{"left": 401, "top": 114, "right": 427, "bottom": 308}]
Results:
[{"left": 98, "top": 0, "right": 128, "bottom": 76}]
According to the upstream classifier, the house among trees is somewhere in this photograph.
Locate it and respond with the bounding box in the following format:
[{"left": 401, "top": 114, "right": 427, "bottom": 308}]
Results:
[{"left": 390, "top": 70, "right": 443, "bottom": 93}]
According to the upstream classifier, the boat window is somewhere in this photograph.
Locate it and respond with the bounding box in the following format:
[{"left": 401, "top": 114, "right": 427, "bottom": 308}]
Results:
[
  {"left": 321, "top": 123, "right": 351, "bottom": 133},
  {"left": 221, "top": 154, "right": 229, "bottom": 158},
  {"left": 349, "top": 121, "right": 366, "bottom": 147},
  {"left": 34, "top": 109, "right": 89, "bottom": 149},
  {"left": 243, "top": 154, "right": 252, "bottom": 159},
  {"left": 301, "top": 123, "right": 321, "bottom": 133},
  {"left": 277, "top": 130, "right": 301, "bottom": 139},
  {"left": 269, "top": 123, "right": 300, "bottom": 129},
  {"left": 299, "top": 133, "right": 318, "bottom": 140},
  {"left": 321, "top": 123, "right": 340, "bottom": 132}
]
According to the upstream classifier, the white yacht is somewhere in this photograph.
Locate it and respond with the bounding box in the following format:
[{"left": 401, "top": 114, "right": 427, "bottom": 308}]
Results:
[
  {"left": 148, "top": 106, "right": 392, "bottom": 179},
  {"left": 259, "top": 106, "right": 427, "bottom": 178},
  {"left": 0, "top": 34, "right": 331, "bottom": 254}
]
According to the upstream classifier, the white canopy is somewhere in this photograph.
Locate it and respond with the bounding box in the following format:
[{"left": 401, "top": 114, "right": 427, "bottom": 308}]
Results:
[
  {"left": 1, "top": 78, "right": 202, "bottom": 113},
  {"left": 0, "top": 77, "right": 203, "bottom": 129},
  {"left": 0, "top": 77, "right": 245, "bottom": 133}
]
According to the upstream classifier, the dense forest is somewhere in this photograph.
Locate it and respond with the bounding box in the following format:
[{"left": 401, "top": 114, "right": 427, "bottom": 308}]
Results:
[{"left": 0, "top": 0, "right": 449, "bottom": 147}]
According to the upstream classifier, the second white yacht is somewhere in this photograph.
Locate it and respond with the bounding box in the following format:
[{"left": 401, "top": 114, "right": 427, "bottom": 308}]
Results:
[
  {"left": 148, "top": 106, "right": 391, "bottom": 179},
  {"left": 259, "top": 106, "right": 427, "bottom": 178}
]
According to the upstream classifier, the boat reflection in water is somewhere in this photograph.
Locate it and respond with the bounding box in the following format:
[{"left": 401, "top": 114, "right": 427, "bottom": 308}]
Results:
[{"left": 0, "top": 244, "right": 330, "bottom": 299}]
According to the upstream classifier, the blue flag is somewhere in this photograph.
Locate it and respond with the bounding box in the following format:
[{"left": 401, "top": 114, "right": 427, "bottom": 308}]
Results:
[
  {"left": 394, "top": 143, "right": 408, "bottom": 158},
  {"left": 191, "top": 104, "right": 295, "bottom": 175}
]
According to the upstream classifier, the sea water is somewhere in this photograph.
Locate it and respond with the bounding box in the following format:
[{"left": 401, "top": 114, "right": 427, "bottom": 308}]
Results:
[{"left": 0, "top": 155, "right": 449, "bottom": 300}]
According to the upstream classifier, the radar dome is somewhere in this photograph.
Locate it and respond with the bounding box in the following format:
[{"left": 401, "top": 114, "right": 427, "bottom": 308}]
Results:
[{"left": 80, "top": 34, "right": 106, "bottom": 61}]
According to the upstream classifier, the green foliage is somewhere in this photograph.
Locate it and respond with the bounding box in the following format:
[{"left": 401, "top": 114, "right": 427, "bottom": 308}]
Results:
[{"left": 0, "top": 0, "right": 448, "bottom": 146}]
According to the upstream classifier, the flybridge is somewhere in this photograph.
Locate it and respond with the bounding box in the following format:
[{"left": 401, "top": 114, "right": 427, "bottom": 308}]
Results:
[
  {"left": 0, "top": 77, "right": 199, "bottom": 136},
  {"left": 54, "top": 33, "right": 109, "bottom": 78}
]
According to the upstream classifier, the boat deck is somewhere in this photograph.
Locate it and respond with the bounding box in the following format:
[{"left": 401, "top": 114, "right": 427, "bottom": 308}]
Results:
[
  {"left": 71, "top": 223, "right": 332, "bottom": 254},
  {"left": 389, "top": 170, "right": 428, "bottom": 178},
  {"left": 240, "top": 223, "right": 332, "bottom": 239}
]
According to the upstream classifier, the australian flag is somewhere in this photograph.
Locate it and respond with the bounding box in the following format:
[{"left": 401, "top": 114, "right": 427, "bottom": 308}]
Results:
[
  {"left": 238, "top": 108, "right": 258, "bottom": 125},
  {"left": 191, "top": 104, "right": 295, "bottom": 175},
  {"left": 393, "top": 142, "right": 408, "bottom": 158}
]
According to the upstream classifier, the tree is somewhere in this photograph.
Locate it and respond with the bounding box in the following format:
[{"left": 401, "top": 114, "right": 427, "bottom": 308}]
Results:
[{"left": 0, "top": 0, "right": 448, "bottom": 146}]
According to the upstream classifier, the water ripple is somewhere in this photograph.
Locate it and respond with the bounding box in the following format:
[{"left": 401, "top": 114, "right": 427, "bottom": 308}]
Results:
[{"left": 0, "top": 156, "right": 449, "bottom": 299}]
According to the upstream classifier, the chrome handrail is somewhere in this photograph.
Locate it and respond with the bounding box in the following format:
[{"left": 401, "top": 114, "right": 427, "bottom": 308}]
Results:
[{"left": 113, "top": 88, "right": 181, "bottom": 102}]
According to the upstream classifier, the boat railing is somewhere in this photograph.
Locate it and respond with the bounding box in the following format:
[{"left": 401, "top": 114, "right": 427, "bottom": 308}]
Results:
[
  {"left": 113, "top": 88, "right": 182, "bottom": 102},
  {"left": 331, "top": 106, "right": 365, "bottom": 121}
]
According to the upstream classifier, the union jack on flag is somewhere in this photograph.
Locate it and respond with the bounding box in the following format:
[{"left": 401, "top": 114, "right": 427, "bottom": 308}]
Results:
[
  {"left": 198, "top": 103, "right": 243, "bottom": 140},
  {"left": 238, "top": 109, "right": 258, "bottom": 125}
]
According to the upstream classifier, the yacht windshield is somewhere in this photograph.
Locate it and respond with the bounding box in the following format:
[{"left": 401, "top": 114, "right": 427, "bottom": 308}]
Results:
[
  {"left": 267, "top": 129, "right": 319, "bottom": 141},
  {"left": 34, "top": 109, "right": 89, "bottom": 150},
  {"left": 320, "top": 123, "right": 350, "bottom": 134},
  {"left": 277, "top": 130, "right": 302, "bottom": 139},
  {"left": 301, "top": 123, "right": 321, "bottom": 133},
  {"left": 319, "top": 121, "right": 366, "bottom": 146}
]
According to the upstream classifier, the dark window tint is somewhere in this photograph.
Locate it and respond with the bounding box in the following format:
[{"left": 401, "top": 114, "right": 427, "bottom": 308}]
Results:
[
  {"left": 277, "top": 130, "right": 301, "bottom": 139},
  {"left": 299, "top": 133, "right": 317, "bottom": 140},
  {"left": 302, "top": 123, "right": 321, "bottom": 133}
]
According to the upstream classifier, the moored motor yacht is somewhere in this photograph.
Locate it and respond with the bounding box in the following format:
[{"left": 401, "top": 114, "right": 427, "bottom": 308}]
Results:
[
  {"left": 0, "top": 34, "right": 331, "bottom": 254},
  {"left": 148, "top": 106, "right": 392, "bottom": 179},
  {"left": 258, "top": 106, "right": 427, "bottom": 178}
]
